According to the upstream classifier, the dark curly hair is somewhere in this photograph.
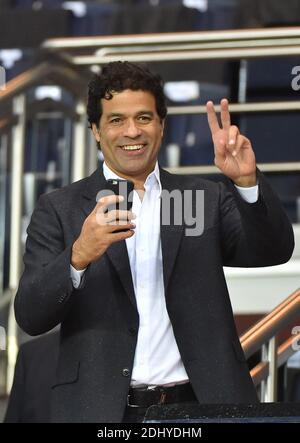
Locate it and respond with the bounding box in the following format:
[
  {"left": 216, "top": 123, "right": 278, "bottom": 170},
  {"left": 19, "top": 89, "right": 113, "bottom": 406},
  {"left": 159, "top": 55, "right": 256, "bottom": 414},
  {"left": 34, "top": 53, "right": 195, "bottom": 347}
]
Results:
[{"left": 87, "top": 61, "right": 167, "bottom": 128}]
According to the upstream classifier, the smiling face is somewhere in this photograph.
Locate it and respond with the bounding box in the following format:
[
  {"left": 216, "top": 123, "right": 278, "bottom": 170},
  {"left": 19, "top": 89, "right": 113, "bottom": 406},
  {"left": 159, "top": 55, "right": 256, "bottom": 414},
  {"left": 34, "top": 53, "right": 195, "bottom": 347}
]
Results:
[{"left": 92, "top": 89, "right": 164, "bottom": 184}]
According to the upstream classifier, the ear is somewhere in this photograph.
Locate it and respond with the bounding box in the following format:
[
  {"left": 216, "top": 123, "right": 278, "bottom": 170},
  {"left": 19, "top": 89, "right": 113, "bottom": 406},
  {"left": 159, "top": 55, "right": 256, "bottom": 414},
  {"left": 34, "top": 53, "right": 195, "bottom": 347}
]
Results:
[{"left": 92, "top": 123, "right": 101, "bottom": 142}]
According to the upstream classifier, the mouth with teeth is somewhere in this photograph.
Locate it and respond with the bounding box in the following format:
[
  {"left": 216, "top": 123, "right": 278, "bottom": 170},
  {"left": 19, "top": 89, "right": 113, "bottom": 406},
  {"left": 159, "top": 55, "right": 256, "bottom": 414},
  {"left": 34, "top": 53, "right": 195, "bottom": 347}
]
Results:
[{"left": 119, "top": 144, "right": 146, "bottom": 153}]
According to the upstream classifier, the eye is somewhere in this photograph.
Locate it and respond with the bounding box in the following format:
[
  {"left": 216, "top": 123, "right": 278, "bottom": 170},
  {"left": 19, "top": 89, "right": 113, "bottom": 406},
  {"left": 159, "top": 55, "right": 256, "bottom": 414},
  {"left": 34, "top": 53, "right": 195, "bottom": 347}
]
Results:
[
  {"left": 109, "top": 117, "right": 122, "bottom": 124},
  {"left": 138, "top": 115, "right": 152, "bottom": 123}
]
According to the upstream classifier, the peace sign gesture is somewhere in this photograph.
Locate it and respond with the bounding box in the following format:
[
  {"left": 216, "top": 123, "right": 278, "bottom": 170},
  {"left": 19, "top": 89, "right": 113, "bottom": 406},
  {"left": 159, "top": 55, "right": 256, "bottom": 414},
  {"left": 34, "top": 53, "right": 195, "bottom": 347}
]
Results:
[{"left": 206, "top": 99, "right": 257, "bottom": 187}]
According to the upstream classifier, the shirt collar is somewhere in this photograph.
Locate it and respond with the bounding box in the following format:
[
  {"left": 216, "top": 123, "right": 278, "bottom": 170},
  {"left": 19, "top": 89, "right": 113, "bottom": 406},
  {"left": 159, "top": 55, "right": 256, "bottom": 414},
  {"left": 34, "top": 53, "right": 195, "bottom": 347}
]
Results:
[{"left": 102, "top": 161, "right": 162, "bottom": 195}]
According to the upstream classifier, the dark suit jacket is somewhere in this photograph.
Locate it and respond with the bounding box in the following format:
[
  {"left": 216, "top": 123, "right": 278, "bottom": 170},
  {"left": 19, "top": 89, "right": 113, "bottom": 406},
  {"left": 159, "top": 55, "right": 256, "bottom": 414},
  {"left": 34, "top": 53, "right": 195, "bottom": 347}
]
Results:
[
  {"left": 4, "top": 332, "right": 59, "bottom": 423},
  {"left": 14, "top": 167, "right": 294, "bottom": 422}
]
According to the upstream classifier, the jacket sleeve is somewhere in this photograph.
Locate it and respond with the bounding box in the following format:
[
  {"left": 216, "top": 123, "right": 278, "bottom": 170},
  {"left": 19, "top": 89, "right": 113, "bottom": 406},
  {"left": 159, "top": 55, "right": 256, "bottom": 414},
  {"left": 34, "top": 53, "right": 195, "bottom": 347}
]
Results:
[
  {"left": 14, "top": 193, "right": 75, "bottom": 336},
  {"left": 219, "top": 169, "right": 294, "bottom": 267}
]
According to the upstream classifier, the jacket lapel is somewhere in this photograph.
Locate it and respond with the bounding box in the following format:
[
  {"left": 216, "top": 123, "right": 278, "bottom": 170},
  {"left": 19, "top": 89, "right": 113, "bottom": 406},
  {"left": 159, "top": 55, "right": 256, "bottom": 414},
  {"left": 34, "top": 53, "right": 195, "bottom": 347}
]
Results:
[
  {"left": 159, "top": 168, "right": 184, "bottom": 291},
  {"left": 80, "top": 167, "right": 137, "bottom": 309},
  {"left": 105, "top": 242, "right": 137, "bottom": 309}
]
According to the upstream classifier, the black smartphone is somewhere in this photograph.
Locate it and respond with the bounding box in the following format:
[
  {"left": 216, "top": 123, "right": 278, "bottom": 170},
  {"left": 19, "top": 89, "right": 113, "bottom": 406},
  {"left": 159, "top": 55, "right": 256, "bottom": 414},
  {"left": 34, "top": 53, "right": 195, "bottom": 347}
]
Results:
[{"left": 105, "top": 179, "right": 134, "bottom": 212}]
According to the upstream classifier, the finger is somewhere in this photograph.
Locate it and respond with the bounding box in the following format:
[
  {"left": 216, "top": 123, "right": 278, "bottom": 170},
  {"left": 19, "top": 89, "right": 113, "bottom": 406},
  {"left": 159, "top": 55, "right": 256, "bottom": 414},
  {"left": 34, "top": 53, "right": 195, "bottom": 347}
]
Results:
[
  {"left": 230, "top": 134, "right": 246, "bottom": 158},
  {"left": 110, "top": 223, "right": 136, "bottom": 232},
  {"left": 214, "top": 138, "right": 226, "bottom": 166},
  {"left": 109, "top": 229, "right": 135, "bottom": 243},
  {"left": 228, "top": 125, "right": 240, "bottom": 156},
  {"left": 220, "top": 98, "right": 231, "bottom": 131},
  {"left": 206, "top": 101, "right": 220, "bottom": 135},
  {"left": 94, "top": 195, "right": 124, "bottom": 214},
  {"left": 108, "top": 218, "right": 136, "bottom": 227},
  {"left": 103, "top": 210, "right": 136, "bottom": 223},
  {"left": 96, "top": 212, "right": 135, "bottom": 228}
]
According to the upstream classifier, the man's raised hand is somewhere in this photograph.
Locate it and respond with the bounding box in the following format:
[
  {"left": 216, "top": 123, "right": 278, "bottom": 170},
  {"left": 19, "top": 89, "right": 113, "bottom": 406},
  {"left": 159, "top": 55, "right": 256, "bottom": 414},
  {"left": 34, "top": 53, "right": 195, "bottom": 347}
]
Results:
[{"left": 206, "top": 98, "right": 257, "bottom": 187}]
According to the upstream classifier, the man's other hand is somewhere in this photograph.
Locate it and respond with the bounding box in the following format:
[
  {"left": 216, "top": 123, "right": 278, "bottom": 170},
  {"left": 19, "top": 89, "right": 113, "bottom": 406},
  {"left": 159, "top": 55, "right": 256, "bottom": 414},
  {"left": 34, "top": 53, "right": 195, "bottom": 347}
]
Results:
[{"left": 206, "top": 98, "right": 257, "bottom": 187}]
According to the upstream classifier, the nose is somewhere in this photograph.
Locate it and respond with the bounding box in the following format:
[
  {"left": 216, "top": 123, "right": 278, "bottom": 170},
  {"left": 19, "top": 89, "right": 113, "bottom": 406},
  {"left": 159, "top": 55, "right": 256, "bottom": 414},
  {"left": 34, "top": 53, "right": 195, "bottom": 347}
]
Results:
[{"left": 123, "top": 119, "right": 142, "bottom": 138}]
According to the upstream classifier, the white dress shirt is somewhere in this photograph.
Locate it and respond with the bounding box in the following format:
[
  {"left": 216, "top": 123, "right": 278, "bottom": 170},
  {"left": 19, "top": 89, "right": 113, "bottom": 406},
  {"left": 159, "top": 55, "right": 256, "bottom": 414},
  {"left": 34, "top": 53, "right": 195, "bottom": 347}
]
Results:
[{"left": 70, "top": 162, "right": 258, "bottom": 386}]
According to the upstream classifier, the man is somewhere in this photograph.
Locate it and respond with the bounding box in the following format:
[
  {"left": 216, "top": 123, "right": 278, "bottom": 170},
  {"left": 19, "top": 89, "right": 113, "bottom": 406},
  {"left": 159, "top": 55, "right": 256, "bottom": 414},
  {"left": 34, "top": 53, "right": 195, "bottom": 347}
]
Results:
[{"left": 14, "top": 61, "right": 294, "bottom": 423}]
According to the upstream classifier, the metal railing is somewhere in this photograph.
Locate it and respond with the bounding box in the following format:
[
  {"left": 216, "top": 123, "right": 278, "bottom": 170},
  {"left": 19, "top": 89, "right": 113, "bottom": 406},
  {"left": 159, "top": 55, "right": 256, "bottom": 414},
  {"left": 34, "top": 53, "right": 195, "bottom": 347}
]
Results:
[
  {"left": 166, "top": 162, "right": 300, "bottom": 176},
  {"left": 0, "top": 62, "right": 87, "bottom": 106},
  {"left": 40, "top": 27, "right": 300, "bottom": 64},
  {"left": 240, "top": 288, "right": 300, "bottom": 402},
  {"left": 40, "top": 25, "right": 300, "bottom": 175},
  {"left": 0, "top": 61, "right": 91, "bottom": 393},
  {"left": 42, "top": 27, "right": 300, "bottom": 50}
]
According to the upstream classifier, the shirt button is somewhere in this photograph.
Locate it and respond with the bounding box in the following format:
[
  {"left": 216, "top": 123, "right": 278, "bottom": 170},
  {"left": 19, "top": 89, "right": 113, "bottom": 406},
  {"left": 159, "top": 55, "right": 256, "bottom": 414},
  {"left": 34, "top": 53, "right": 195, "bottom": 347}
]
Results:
[{"left": 122, "top": 368, "right": 130, "bottom": 377}]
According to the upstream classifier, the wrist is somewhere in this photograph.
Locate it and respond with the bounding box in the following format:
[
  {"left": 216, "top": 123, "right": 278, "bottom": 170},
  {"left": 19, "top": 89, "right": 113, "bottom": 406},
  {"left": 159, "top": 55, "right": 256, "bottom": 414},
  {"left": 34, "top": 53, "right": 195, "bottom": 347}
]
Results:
[
  {"left": 233, "top": 173, "right": 257, "bottom": 188},
  {"left": 71, "top": 241, "right": 90, "bottom": 270}
]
